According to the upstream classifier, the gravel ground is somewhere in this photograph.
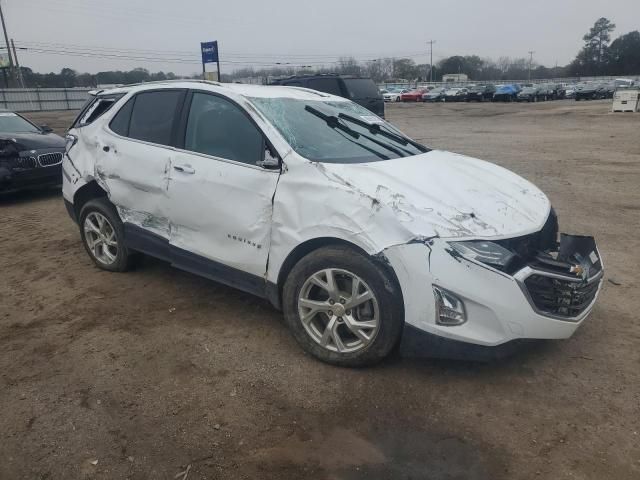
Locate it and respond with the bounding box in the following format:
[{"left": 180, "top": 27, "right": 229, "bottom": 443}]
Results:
[{"left": 1, "top": 100, "right": 639, "bottom": 480}]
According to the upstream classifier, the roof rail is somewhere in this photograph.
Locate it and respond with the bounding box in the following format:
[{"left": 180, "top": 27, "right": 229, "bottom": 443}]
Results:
[{"left": 119, "top": 79, "right": 223, "bottom": 88}]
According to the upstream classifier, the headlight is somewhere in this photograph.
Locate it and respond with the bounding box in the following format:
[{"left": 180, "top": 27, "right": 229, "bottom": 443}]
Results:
[{"left": 448, "top": 240, "right": 515, "bottom": 270}]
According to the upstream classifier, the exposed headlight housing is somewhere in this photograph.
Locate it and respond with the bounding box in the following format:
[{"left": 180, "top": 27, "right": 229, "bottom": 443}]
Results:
[
  {"left": 433, "top": 286, "right": 466, "bottom": 326},
  {"left": 448, "top": 240, "right": 516, "bottom": 270}
]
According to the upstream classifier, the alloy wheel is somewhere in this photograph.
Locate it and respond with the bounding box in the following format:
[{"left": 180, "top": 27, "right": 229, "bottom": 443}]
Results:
[
  {"left": 84, "top": 212, "right": 118, "bottom": 265},
  {"left": 298, "top": 268, "right": 380, "bottom": 354}
]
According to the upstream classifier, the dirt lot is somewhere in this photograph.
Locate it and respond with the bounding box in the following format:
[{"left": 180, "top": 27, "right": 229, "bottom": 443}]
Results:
[{"left": 1, "top": 100, "right": 639, "bottom": 480}]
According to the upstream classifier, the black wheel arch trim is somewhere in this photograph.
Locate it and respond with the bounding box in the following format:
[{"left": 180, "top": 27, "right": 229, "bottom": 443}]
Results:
[{"left": 274, "top": 237, "right": 404, "bottom": 315}]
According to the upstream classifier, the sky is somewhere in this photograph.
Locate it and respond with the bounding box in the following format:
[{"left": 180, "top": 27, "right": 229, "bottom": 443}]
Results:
[{"left": 2, "top": 0, "right": 639, "bottom": 75}]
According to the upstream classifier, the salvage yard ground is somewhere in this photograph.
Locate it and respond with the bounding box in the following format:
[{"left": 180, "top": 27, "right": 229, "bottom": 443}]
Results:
[{"left": 1, "top": 100, "right": 639, "bottom": 480}]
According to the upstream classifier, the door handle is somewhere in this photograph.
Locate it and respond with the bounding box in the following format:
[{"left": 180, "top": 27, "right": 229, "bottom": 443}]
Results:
[{"left": 173, "top": 164, "right": 195, "bottom": 174}]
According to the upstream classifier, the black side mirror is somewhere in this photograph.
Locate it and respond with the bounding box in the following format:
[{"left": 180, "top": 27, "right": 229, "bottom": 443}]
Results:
[{"left": 40, "top": 124, "right": 53, "bottom": 133}]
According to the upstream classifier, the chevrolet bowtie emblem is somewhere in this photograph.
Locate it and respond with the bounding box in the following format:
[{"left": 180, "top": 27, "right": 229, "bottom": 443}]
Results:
[{"left": 570, "top": 264, "right": 588, "bottom": 281}]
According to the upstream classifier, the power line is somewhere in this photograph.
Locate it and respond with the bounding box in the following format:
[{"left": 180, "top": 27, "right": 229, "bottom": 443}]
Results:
[
  {"left": 16, "top": 39, "right": 431, "bottom": 62},
  {"left": 13, "top": 40, "right": 433, "bottom": 71}
]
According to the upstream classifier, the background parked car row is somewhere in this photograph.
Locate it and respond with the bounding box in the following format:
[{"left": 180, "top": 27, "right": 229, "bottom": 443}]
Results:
[{"left": 380, "top": 78, "right": 636, "bottom": 104}]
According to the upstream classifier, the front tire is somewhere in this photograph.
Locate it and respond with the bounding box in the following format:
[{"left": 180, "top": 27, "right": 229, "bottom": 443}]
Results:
[
  {"left": 283, "top": 245, "right": 403, "bottom": 367},
  {"left": 79, "top": 197, "right": 135, "bottom": 272}
]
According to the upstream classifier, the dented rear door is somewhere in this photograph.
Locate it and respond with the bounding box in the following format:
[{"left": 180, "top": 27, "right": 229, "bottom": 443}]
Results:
[
  {"left": 95, "top": 90, "right": 186, "bottom": 239},
  {"left": 96, "top": 134, "right": 173, "bottom": 239}
]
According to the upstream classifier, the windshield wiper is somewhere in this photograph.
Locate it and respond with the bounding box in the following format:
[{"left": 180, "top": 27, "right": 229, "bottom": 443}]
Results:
[
  {"left": 334, "top": 129, "right": 389, "bottom": 161},
  {"left": 337, "top": 113, "right": 429, "bottom": 153},
  {"left": 305, "top": 105, "right": 359, "bottom": 139},
  {"left": 305, "top": 105, "right": 399, "bottom": 159}
]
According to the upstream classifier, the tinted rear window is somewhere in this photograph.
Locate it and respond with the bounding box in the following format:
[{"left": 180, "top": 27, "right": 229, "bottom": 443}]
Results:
[
  {"left": 109, "top": 97, "right": 135, "bottom": 136},
  {"left": 127, "top": 91, "right": 183, "bottom": 145},
  {"left": 342, "top": 78, "right": 380, "bottom": 99},
  {"left": 307, "top": 78, "right": 343, "bottom": 96}
]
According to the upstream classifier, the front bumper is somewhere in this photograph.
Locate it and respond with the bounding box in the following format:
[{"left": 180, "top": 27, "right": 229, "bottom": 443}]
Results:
[
  {"left": 0, "top": 160, "right": 62, "bottom": 193},
  {"left": 384, "top": 236, "right": 603, "bottom": 359}
]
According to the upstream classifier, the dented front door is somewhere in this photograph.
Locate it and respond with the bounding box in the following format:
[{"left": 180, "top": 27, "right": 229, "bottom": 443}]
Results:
[
  {"left": 166, "top": 91, "right": 280, "bottom": 279},
  {"left": 167, "top": 150, "right": 279, "bottom": 277}
]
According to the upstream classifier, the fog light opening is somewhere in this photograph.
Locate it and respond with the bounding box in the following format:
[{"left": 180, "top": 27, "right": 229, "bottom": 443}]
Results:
[{"left": 433, "top": 286, "right": 467, "bottom": 326}]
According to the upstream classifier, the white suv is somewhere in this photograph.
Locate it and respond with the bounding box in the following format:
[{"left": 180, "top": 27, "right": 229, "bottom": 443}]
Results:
[{"left": 63, "top": 81, "right": 603, "bottom": 366}]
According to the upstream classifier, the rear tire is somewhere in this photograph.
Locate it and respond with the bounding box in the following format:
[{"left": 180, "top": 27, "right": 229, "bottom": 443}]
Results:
[
  {"left": 79, "top": 197, "right": 135, "bottom": 272},
  {"left": 283, "top": 245, "right": 403, "bottom": 367}
]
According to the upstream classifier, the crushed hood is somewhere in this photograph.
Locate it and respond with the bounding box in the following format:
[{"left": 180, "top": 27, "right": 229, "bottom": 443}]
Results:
[{"left": 318, "top": 150, "right": 551, "bottom": 241}]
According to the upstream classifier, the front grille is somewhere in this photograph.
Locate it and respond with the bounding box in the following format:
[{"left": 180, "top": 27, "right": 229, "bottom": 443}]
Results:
[
  {"left": 38, "top": 152, "right": 63, "bottom": 167},
  {"left": 524, "top": 273, "right": 601, "bottom": 319},
  {"left": 17, "top": 156, "right": 37, "bottom": 169}
]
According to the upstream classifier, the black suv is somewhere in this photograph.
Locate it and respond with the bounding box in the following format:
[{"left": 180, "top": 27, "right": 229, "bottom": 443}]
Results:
[{"left": 270, "top": 74, "right": 385, "bottom": 117}]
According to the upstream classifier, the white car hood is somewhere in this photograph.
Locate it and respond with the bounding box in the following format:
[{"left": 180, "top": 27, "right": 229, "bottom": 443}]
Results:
[{"left": 317, "top": 150, "right": 551, "bottom": 241}]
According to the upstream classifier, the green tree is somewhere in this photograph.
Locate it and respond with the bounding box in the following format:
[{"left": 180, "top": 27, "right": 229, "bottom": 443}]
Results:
[
  {"left": 608, "top": 30, "right": 640, "bottom": 75},
  {"left": 570, "top": 17, "right": 616, "bottom": 75},
  {"left": 59, "top": 68, "right": 77, "bottom": 87},
  {"left": 392, "top": 58, "right": 418, "bottom": 80}
]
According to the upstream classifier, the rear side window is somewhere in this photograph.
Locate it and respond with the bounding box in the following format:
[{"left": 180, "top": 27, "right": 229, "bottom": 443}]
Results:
[
  {"left": 126, "top": 90, "right": 183, "bottom": 145},
  {"left": 109, "top": 97, "right": 135, "bottom": 136},
  {"left": 73, "top": 94, "right": 123, "bottom": 128},
  {"left": 342, "top": 78, "right": 379, "bottom": 99},
  {"left": 307, "top": 78, "right": 343, "bottom": 96},
  {"left": 282, "top": 80, "right": 302, "bottom": 87}
]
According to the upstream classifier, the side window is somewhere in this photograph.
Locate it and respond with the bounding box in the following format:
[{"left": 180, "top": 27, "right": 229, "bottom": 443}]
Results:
[
  {"left": 282, "top": 81, "right": 302, "bottom": 87},
  {"left": 127, "top": 91, "right": 183, "bottom": 145},
  {"left": 184, "top": 92, "right": 263, "bottom": 166},
  {"left": 307, "top": 78, "right": 343, "bottom": 96},
  {"left": 109, "top": 97, "right": 135, "bottom": 136},
  {"left": 73, "top": 95, "right": 122, "bottom": 128}
]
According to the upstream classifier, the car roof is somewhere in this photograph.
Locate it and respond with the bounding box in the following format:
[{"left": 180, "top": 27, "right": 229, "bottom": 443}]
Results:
[{"left": 96, "top": 80, "right": 348, "bottom": 102}]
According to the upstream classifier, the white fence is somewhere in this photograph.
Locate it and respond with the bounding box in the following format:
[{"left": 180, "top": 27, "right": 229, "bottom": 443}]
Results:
[{"left": 0, "top": 88, "right": 92, "bottom": 112}]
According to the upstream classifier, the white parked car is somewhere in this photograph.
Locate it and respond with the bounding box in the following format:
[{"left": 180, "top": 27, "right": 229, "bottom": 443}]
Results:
[
  {"left": 383, "top": 88, "right": 409, "bottom": 102},
  {"left": 63, "top": 81, "right": 603, "bottom": 366}
]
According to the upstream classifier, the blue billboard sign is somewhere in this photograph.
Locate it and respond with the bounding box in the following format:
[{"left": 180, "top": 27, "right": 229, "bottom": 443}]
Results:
[{"left": 201, "top": 41, "right": 219, "bottom": 64}]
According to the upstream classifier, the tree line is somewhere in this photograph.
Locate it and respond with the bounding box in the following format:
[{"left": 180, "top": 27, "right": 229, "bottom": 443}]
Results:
[
  {"left": 4, "top": 67, "right": 180, "bottom": 88},
  {"left": 5, "top": 18, "right": 639, "bottom": 88}
]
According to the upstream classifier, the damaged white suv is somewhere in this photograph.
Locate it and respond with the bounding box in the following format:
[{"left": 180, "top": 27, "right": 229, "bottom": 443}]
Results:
[{"left": 63, "top": 81, "right": 603, "bottom": 366}]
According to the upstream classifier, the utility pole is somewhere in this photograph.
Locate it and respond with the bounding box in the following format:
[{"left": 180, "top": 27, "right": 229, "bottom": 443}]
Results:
[
  {"left": 427, "top": 40, "right": 436, "bottom": 83},
  {"left": 528, "top": 50, "right": 535, "bottom": 81},
  {"left": 0, "top": 0, "right": 15, "bottom": 86},
  {"left": 11, "top": 39, "right": 24, "bottom": 87}
]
